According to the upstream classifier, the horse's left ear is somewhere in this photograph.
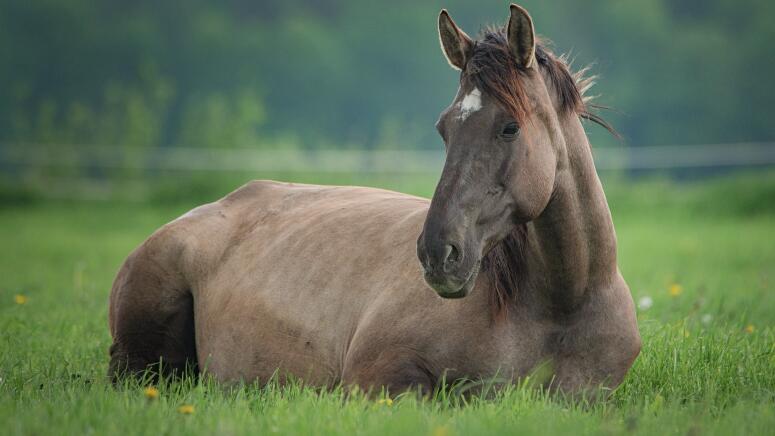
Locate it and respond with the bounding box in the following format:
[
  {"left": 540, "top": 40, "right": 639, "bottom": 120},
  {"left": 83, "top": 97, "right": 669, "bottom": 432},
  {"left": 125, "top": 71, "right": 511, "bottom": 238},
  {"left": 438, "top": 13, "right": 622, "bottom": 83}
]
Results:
[
  {"left": 507, "top": 4, "right": 536, "bottom": 69},
  {"left": 438, "top": 9, "right": 474, "bottom": 71}
]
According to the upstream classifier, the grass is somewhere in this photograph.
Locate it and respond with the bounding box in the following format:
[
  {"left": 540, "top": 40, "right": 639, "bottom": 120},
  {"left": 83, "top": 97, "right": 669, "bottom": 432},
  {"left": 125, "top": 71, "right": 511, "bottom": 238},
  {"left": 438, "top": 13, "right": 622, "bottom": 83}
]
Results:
[{"left": 1, "top": 171, "right": 774, "bottom": 435}]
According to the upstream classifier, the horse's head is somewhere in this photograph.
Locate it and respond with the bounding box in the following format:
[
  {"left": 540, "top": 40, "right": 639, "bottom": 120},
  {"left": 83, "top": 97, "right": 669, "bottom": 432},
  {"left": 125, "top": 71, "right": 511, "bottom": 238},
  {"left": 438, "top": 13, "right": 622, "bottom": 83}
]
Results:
[{"left": 418, "top": 4, "right": 573, "bottom": 298}]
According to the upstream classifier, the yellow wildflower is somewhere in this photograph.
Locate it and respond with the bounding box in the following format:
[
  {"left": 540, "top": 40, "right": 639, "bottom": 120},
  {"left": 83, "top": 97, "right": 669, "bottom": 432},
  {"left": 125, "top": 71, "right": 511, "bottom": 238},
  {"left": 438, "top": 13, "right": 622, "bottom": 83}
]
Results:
[
  {"left": 432, "top": 426, "right": 450, "bottom": 436},
  {"left": 668, "top": 283, "right": 683, "bottom": 297},
  {"left": 144, "top": 386, "right": 159, "bottom": 400},
  {"left": 377, "top": 398, "right": 394, "bottom": 406},
  {"left": 745, "top": 325, "right": 755, "bottom": 334},
  {"left": 14, "top": 294, "right": 27, "bottom": 305},
  {"left": 178, "top": 404, "right": 195, "bottom": 415}
]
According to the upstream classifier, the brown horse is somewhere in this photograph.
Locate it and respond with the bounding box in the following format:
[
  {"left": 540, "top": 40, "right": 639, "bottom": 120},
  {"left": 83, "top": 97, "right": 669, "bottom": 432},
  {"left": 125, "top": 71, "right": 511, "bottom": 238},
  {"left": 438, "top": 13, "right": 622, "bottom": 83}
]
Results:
[{"left": 108, "top": 4, "right": 640, "bottom": 395}]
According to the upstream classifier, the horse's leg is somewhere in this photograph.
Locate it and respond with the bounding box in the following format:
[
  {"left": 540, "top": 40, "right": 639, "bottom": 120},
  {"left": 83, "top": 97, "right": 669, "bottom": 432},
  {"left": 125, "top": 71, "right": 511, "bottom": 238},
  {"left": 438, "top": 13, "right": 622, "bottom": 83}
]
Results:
[
  {"left": 108, "top": 231, "right": 198, "bottom": 383},
  {"left": 342, "top": 347, "right": 436, "bottom": 397}
]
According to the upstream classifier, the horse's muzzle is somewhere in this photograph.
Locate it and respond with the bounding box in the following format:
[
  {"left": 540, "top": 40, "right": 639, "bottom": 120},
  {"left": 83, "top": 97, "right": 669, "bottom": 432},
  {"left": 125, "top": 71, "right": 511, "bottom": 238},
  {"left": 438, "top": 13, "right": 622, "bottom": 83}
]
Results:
[
  {"left": 422, "top": 264, "right": 479, "bottom": 298},
  {"left": 417, "top": 234, "right": 479, "bottom": 298}
]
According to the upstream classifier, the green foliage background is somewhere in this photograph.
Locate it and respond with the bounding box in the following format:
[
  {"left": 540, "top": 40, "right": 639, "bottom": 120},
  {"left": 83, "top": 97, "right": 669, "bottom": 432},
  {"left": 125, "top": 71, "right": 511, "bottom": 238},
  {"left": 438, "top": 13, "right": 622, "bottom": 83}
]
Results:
[{"left": 2, "top": 0, "right": 774, "bottom": 152}]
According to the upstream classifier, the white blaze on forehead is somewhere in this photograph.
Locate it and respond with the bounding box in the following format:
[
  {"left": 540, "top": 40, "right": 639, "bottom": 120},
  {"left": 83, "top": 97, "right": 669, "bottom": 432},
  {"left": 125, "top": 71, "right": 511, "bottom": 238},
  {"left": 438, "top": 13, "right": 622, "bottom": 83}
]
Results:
[{"left": 456, "top": 88, "right": 482, "bottom": 121}]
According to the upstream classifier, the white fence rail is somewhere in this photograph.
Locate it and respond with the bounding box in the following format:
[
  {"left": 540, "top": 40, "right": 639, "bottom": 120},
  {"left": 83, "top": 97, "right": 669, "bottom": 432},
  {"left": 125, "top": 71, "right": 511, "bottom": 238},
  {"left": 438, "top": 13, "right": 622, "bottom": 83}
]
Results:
[{"left": 2, "top": 142, "right": 775, "bottom": 174}]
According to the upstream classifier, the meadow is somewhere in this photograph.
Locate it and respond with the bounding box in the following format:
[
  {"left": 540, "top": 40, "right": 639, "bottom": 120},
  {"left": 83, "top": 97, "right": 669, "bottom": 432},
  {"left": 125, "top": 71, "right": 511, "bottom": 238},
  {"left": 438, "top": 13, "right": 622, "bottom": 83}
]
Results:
[{"left": 1, "top": 171, "right": 774, "bottom": 435}]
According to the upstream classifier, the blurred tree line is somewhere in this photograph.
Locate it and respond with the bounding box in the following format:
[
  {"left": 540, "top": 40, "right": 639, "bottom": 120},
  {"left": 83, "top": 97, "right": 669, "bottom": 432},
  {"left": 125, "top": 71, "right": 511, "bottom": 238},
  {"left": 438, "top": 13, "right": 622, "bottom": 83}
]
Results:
[{"left": 1, "top": 0, "right": 773, "bottom": 152}]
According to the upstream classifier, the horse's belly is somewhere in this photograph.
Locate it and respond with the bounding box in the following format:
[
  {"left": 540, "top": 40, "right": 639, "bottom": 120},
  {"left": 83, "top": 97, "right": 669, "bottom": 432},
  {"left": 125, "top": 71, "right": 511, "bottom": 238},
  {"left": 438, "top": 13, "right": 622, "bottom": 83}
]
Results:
[
  {"left": 191, "top": 242, "right": 403, "bottom": 384},
  {"left": 193, "top": 286, "right": 343, "bottom": 385}
]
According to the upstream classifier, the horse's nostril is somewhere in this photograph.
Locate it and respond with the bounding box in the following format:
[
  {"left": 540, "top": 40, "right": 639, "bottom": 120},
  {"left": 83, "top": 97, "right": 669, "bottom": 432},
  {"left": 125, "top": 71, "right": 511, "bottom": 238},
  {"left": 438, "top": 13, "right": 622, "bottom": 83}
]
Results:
[{"left": 442, "top": 243, "right": 461, "bottom": 272}]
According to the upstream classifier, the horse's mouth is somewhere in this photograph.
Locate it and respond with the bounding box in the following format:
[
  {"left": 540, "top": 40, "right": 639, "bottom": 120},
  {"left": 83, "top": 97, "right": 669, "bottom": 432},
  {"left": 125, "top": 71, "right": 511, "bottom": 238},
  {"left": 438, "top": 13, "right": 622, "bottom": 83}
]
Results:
[{"left": 428, "top": 261, "right": 480, "bottom": 299}]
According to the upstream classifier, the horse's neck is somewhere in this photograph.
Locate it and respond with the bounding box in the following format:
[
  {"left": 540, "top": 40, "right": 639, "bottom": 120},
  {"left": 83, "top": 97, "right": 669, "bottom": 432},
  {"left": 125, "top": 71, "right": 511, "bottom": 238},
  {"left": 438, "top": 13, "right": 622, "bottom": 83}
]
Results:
[{"left": 525, "top": 116, "right": 618, "bottom": 311}]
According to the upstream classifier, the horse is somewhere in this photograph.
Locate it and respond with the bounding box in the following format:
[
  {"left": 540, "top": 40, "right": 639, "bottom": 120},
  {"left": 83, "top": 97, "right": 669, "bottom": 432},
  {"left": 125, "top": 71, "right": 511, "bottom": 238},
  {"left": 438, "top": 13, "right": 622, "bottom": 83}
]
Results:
[{"left": 108, "top": 4, "right": 640, "bottom": 396}]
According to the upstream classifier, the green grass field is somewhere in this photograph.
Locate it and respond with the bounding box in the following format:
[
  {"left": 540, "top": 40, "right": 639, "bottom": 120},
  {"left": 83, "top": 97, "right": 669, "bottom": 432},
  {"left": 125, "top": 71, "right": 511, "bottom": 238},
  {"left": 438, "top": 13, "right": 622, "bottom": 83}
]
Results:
[{"left": 1, "top": 172, "right": 774, "bottom": 435}]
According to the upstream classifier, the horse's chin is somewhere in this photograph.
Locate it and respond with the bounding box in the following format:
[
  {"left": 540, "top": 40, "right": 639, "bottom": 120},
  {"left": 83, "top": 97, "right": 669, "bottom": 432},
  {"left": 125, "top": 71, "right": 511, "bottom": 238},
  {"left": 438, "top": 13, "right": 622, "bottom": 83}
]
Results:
[{"left": 430, "top": 260, "right": 480, "bottom": 299}]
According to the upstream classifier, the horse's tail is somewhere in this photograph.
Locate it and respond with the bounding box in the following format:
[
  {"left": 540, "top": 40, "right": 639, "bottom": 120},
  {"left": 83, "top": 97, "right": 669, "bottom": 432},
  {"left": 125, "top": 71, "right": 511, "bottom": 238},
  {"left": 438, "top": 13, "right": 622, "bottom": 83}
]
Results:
[{"left": 108, "top": 226, "right": 198, "bottom": 383}]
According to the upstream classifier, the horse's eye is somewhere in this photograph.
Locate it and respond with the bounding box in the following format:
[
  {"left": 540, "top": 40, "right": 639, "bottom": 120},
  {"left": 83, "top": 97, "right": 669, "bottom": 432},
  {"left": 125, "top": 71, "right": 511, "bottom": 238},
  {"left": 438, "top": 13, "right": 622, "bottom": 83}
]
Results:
[{"left": 501, "top": 122, "right": 519, "bottom": 138}]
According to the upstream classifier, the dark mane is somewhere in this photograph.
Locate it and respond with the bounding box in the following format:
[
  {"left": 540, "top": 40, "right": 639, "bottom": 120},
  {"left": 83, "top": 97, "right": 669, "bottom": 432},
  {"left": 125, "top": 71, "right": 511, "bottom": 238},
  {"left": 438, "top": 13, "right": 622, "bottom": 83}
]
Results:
[
  {"left": 472, "top": 27, "right": 615, "bottom": 319},
  {"left": 467, "top": 27, "right": 615, "bottom": 133},
  {"left": 481, "top": 225, "right": 529, "bottom": 320}
]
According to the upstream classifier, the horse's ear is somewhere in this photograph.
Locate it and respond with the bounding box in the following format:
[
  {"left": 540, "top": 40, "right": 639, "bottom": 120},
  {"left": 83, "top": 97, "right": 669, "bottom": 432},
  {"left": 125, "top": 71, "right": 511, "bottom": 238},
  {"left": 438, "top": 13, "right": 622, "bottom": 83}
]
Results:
[
  {"left": 507, "top": 4, "right": 536, "bottom": 69},
  {"left": 438, "top": 9, "right": 473, "bottom": 71}
]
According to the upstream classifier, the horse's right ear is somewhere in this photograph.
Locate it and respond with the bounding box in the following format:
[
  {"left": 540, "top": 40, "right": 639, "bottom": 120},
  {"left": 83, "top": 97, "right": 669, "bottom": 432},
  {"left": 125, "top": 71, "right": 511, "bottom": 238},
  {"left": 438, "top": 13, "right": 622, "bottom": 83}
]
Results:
[{"left": 438, "top": 10, "right": 473, "bottom": 71}]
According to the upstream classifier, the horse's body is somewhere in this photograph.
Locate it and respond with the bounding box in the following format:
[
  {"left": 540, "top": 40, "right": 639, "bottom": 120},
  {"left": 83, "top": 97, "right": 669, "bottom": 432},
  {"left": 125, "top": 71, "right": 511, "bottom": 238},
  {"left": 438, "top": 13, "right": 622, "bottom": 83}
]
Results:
[
  {"left": 109, "top": 4, "right": 640, "bottom": 394},
  {"left": 109, "top": 181, "right": 637, "bottom": 392}
]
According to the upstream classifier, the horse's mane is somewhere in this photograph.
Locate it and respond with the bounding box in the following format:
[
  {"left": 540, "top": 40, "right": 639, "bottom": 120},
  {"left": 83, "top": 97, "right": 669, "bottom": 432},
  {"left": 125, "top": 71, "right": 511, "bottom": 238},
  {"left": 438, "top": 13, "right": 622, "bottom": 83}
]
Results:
[
  {"left": 467, "top": 26, "right": 615, "bottom": 135},
  {"left": 471, "top": 26, "right": 614, "bottom": 319}
]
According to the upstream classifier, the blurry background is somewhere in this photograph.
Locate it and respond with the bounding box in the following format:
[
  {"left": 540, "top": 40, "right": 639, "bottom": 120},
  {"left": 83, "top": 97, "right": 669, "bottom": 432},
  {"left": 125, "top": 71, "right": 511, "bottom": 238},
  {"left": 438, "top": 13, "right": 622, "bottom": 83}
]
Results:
[
  {"left": 0, "top": 0, "right": 774, "bottom": 201},
  {"left": 2, "top": 4, "right": 774, "bottom": 431}
]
